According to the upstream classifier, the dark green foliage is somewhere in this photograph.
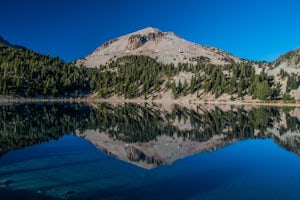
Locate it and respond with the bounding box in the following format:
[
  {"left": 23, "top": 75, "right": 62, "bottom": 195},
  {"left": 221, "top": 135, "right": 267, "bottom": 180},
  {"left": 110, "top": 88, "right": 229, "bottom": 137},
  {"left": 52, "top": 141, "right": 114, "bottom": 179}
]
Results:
[
  {"left": 0, "top": 46, "right": 284, "bottom": 100},
  {"left": 0, "top": 103, "right": 288, "bottom": 151},
  {"left": 199, "top": 63, "right": 260, "bottom": 98},
  {"left": 0, "top": 47, "right": 90, "bottom": 97},
  {"left": 171, "top": 81, "right": 177, "bottom": 98},
  {"left": 0, "top": 103, "right": 92, "bottom": 150},
  {"left": 183, "top": 79, "right": 188, "bottom": 96},
  {"left": 100, "top": 58, "right": 279, "bottom": 100},
  {"left": 271, "top": 82, "right": 282, "bottom": 100},
  {"left": 249, "top": 70, "right": 276, "bottom": 100},
  {"left": 87, "top": 104, "right": 297, "bottom": 153},
  {"left": 177, "top": 79, "right": 183, "bottom": 95},
  {"left": 93, "top": 55, "right": 208, "bottom": 99},
  {"left": 2, "top": 103, "right": 300, "bottom": 160},
  {"left": 280, "top": 69, "right": 289, "bottom": 78},
  {"left": 287, "top": 73, "right": 299, "bottom": 92},
  {"left": 277, "top": 72, "right": 300, "bottom": 93},
  {"left": 254, "top": 81, "right": 272, "bottom": 100},
  {"left": 189, "top": 56, "right": 211, "bottom": 64},
  {"left": 282, "top": 93, "right": 295, "bottom": 102},
  {"left": 105, "top": 55, "right": 164, "bottom": 98}
]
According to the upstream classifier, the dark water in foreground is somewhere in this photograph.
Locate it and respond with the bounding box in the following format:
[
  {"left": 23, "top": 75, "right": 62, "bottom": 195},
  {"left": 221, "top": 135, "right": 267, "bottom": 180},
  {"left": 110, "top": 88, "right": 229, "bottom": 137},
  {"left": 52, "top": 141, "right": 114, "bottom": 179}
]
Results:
[{"left": 1, "top": 103, "right": 300, "bottom": 199}]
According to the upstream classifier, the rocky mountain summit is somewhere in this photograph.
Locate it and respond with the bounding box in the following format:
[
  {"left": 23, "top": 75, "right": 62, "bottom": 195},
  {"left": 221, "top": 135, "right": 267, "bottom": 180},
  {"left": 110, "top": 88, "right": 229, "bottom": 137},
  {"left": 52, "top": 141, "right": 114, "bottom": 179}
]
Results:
[{"left": 77, "top": 27, "right": 241, "bottom": 68}]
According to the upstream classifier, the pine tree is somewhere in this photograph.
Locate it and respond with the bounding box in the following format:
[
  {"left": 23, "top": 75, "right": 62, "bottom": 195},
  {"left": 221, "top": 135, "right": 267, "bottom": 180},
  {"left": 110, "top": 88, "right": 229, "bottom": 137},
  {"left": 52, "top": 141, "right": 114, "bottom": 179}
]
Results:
[
  {"left": 255, "top": 81, "right": 272, "bottom": 100},
  {"left": 177, "top": 79, "right": 183, "bottom": 96},
  {"left": 171, "top": 82, "right": 177, "bottom": 98},
  {"left": 190, "top": 76, "right": 195, "bottom": 94},
  {"left": 183, "top": 79, "right": 188, "bottom": 96}
]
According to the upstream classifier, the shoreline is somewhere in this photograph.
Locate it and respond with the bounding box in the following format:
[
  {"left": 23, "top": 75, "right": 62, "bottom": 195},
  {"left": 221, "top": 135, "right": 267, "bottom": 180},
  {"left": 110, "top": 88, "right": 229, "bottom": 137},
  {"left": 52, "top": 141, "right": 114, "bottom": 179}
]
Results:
[{"left": 0, "top": 96, "right": 299, "bottom": 107}]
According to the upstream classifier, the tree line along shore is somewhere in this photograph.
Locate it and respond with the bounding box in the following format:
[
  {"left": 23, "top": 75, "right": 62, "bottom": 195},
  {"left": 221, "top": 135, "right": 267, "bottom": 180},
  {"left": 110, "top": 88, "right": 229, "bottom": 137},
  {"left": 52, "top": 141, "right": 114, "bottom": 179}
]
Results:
[{"left": 0, "top": 46, "right": 299, "bottom": 102}]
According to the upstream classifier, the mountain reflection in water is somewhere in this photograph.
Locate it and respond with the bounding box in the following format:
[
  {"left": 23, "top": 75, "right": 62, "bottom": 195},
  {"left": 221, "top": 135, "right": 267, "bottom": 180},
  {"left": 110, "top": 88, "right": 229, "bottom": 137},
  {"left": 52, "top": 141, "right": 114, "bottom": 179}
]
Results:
[
  {"left": 1, "top": 103, "right": 300, "bottom": 199},
  {"left": 0, "top": 103, "right": 300, "bottom": 168}
]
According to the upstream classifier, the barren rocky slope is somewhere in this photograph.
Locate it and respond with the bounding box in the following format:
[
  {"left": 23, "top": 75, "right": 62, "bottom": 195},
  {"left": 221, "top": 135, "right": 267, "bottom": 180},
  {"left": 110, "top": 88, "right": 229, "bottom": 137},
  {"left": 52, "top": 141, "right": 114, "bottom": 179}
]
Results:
[
  {"left": 266, "top": 47, "right": 300, "bottom": 99},
  {"left": 268, "top": 48, "right": 300, "bottom": 76},
  {"left": 77, "top": 27, "right": 242, "bottom": 68}
]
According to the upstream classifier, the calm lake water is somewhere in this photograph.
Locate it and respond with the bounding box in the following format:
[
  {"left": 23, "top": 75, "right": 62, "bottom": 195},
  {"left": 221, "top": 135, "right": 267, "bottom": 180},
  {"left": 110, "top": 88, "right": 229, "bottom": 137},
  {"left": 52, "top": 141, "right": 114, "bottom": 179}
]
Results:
[{"left": 1, "top": 103, "right": 300, "bottom": 199}]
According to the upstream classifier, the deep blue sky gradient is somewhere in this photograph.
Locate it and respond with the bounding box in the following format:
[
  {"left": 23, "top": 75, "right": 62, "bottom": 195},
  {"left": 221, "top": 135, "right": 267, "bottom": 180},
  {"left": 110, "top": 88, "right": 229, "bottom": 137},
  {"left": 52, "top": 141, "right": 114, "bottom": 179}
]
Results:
[{"left": 1, "top": 0, "right": 300, "bottom": 62}]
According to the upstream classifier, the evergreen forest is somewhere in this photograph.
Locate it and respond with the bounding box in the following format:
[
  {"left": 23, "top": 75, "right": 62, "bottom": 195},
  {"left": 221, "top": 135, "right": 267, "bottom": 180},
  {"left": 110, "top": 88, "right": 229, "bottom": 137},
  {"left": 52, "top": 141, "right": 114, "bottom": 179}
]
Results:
[{"left": 0, "top": 45, "right": 299, "bottom": 100}]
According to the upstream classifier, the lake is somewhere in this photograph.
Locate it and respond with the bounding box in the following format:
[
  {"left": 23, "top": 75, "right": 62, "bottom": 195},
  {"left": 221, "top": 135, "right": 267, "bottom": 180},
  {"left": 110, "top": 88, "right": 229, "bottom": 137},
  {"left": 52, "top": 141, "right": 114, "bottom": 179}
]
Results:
[{"left": 1, "top": 103, "right": 300, "bottom": 199}]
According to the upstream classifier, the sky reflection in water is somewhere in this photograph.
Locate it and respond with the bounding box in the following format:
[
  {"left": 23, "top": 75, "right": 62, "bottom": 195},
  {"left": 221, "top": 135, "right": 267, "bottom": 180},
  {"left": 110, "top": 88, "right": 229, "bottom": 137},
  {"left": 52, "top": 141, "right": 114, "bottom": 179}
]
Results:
[{"left": 0, "top": 103, "right": 300, "bottom": 200}]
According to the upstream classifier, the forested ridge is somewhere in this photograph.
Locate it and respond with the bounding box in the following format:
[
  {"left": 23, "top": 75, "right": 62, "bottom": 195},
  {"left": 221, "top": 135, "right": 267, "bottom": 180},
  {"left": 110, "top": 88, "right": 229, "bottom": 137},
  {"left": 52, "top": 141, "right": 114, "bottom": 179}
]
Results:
[
  {"left": 0, "top": 44, "right": 299, "bottom": 100},
  {"left": 0, "top": 47, "right": 91, "bottom": 97}
]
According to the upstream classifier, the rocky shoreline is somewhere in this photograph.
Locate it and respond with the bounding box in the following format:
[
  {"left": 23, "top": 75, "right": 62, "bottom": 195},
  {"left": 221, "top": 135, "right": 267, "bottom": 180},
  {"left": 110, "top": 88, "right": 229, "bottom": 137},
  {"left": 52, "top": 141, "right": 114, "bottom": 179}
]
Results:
[{"left": 0, "top": 95, "right": 299, "bottom": 107}]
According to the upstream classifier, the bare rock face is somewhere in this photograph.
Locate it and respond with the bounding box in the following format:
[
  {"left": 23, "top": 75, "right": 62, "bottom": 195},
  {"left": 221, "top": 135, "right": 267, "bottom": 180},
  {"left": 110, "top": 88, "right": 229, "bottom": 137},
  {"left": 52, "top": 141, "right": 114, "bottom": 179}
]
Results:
[
  {"left": 127, "top": 34, "right": 147, "bottom": 50},
  {"left": 146, "top": 30, "right": 165, "bottom": 42},
  {"left": 76, "top": 27, "right": 241, "bottom": 68},
  {"left": 126, "top": 30, "right": 166, "bottom": 51}
]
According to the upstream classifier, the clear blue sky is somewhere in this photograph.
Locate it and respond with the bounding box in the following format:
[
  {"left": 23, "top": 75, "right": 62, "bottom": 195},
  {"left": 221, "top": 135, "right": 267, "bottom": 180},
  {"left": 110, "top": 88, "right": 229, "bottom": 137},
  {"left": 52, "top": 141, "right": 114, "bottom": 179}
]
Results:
[{"left": 1, "top": 0, "right": 300, "bottom": 62}]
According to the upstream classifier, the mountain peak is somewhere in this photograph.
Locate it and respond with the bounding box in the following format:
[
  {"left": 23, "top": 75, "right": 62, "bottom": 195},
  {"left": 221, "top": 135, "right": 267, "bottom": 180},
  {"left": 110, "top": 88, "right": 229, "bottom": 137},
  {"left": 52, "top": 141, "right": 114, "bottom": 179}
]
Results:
[
  {"left": 134, "top": 27, "right": 161, "bottom": 34},
  {"left": 132, "top": 27, "right": 178, "bottom": 38},
  {"left": 77, "top": 28, "right": 241, "bottom": 68}
]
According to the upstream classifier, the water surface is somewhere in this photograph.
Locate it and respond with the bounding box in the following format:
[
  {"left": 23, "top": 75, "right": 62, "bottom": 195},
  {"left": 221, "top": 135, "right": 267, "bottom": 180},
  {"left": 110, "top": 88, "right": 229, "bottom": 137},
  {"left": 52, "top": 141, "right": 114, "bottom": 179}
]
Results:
[{"left": 1, "top": 103, "right": 300, "bottom": 199}]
